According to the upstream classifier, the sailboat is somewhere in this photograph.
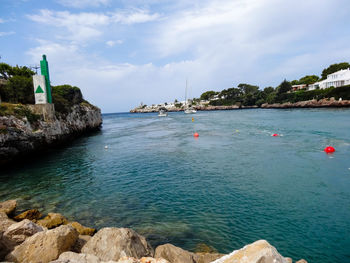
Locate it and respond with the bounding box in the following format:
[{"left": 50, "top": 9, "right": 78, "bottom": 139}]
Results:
[{"left": 184, "top": 79, "right": 197, "bottom": 114}]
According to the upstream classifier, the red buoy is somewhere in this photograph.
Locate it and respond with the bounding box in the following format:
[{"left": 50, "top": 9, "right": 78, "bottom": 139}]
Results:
[
  {"left": 272, "top": 134, "right": 279, "bottom": 137},
  {"left": 324, "top": 146, "right": 335, "bottom": 154},
  {"left": 194, "top": 132, "right": 199, "bottom": 137}
]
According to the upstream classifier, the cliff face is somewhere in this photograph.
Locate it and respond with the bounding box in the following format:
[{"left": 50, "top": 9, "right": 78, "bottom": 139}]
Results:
[{"left": 0, "top": 103, "right": 102, "bottom": 164}]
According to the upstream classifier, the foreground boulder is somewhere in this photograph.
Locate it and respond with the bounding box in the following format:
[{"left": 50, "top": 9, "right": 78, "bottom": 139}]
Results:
[
  {"left": 6, "top": 225, "right": 78, "bottom": 263},
  {"left": 154, "top": 243, "right": 196, "bottom": 263},
  {"left": 51, "top": 253, "right": 169, "bottom": 263},
  {"left": 72, "top": 235, "right": 92, "bottom": 253},
  {"left": 50, "top": 252, "right": 101, "bottom": 263},
  {"left": 68, "top": 221, "right": 96, "bottom": 236},
  {"left": 0, "top": 212, "right": 16, "bottom": 232},
  {"left": 1, "top": 219, "right": 43, "bottom": 255},
  {"left": 37, "top": 212, "right": 68, "bottom": 229},
  {"left": 82, "top": 227, "right": 154, "bottom": 261},
  {"left": 0, "top": 200, "right": 17, "bottom": 215},
  {"left": 14, "top": 209, "right": 42, "bottom": 221},
  {"left": 0, "top": 212, "right": 16, "bottom": 260},
  {"left": 211, "top": 240, "right": 288, "bottom": 263},
  {"left": 194, "top": 253, "right": 223, "bottom": 263}
]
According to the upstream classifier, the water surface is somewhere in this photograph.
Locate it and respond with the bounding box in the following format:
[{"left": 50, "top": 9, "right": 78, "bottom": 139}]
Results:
[{"left": 1, "top": 109, "right": 350, "bottom": 262}]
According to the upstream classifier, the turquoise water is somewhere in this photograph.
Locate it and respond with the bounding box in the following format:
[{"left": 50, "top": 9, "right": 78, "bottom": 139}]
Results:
[{"left": 1, "top": 109, "right": 350, "bottom": 262}]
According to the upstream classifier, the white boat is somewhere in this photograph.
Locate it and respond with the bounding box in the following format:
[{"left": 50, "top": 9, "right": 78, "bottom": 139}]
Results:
[
  {"left": 158, "top": 109, "right": 168, "bottom": 117},
  {"left": 184, "top": 79, "right": 196, "bottom": 114},
  {"left": 184, "top": 107, "right": 197, "bottom": 114}
]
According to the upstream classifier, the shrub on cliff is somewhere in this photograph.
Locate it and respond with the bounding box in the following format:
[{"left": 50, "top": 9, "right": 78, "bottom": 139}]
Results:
[
  {"left": 51, "top": 85, "right": 84, "bottom": 114},
  {"left": 0, "top": 63, "right": 35, "bottom": 104},
  {"left": 0, "top": 103, "right": 41, "bottom": 124}
]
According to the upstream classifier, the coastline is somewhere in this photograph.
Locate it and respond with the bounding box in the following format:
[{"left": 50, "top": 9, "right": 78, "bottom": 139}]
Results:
[
  {"left": 130, "top": 98, "right": 350, "bottom": 113},
  {"left": 0, "top": 103, "right": 102, "bottom": 166},
  {"left": 0, "top": 199, "right": 307, "bottom": 263}
]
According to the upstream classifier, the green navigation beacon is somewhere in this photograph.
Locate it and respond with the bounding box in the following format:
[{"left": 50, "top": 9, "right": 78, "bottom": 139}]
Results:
[{"left": 40, "top": 55, "right": 52, "bottom": 103}]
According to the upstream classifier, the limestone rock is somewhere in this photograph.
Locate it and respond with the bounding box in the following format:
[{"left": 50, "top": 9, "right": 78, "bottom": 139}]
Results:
[
  {"left": 154, "top": 243, "right": 196, "bottom": 263},
  {"left": 6, "top": 224, "right": 79, "bottom": 263},
  {"left": 296, "top": 260, "right": 308, "bottom": 263},
  {"left": 0, "top": 212, "right": 16, "bottom": 260},
  {"left": 285, "top": 257, "right": 293, "bottom": 263},
  {"left": 14, "top": 209, "right": 42, "bottom": 221},
  {"left": 37, "top": 212, "right": 68, "bottom": 229},
  {"left": 117, "top": 257, "right": 139, "bottom": 263},
  {"left": 140, "top": 257, "right": 169, "bottom": 263},
  {"left": 82, "top": 227, "right": 154, "bottom": 261},
  {"left": 194, "top": 253, "right": 223, "bottom": 263},
  {"left": 0, "top": 212, "right": 16, "bottom": 232},
  {"left": 211, "top": 240, "right": 288, "bottom": 263},
  {"left": 50, "top": 252, "right": 102, "bottom": 263},
  {"left": 73, "top": 235, "right": 92, "bottom": 253},
  {"left": 116, "top": 257, "right": 169, "bottom": 263},
  {"left": 2, "top": 219, "right": 43, "bottom": 253},
  {"left": 1, "top": 103, "right": 102, "bottom": 165},
  {"left": 69, "top": 221, "right": 96, "bottom": 236},
  {"left": 0, "top": 200, "right": 17, "bottom": 215}
]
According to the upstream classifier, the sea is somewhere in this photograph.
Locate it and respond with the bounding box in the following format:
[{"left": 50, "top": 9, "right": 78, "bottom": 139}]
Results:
[{"left": 1, "top": 108, "right": 350, "bottom": 262}]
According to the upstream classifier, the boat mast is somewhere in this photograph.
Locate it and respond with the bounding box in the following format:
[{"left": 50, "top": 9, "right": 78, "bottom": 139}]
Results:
[{"left": 185, "top": 79, "right": 188, "bottom": 107}]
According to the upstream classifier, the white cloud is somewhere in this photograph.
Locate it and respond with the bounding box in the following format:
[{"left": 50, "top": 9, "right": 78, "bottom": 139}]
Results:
[
  {"left": 27, "top": 9, "right": 160, "bottom": 43},
  {"left": 56, "top": 0, "right": 111, "bottom": 8},
  {"left": 0, "top": 31, "right": 15, "bottom": 37},
  {"left": 112, "top": 9, "right": 160, "bottom": 24},
  {"left": 0, "top": 18, "right": 4, "bottom": 23},
  {"left": 106, "top": 40, "right": 123, "bottom": 47},
  {"left": 106, "top": 40, "right": 116, "bottom": 47},
  {"left": 25, "top": 0, "right": 350, "bottom": 112}
]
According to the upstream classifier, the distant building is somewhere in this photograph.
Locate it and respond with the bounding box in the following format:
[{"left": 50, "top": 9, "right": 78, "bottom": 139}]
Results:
[
  {"left": 309, "top": 68, "right": 350, "bottom": 90},
  {"left": 291, "top": 84, "right": 307, "bottom": 92}
]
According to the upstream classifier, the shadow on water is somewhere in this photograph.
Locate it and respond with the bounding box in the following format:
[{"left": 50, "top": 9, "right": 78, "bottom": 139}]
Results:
[{"left": 0, "top": 129, "right": 102, "bottom": 175}]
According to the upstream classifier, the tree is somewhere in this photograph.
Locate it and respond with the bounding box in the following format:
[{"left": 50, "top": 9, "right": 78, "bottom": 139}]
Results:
[
  {"left": 200, "top": 90, "right": 218, "bottom": 100},
  {"left": 321, "top": 62, "right": 350, "bottom": 79},
  {"left": 277, "top": 79, "right": 292, "bottom": 94},
  {"left": 237, "top": 83, "right": 259, "bottom": 95},
  {"left": 0, "top": 63, "right": 12, "bottom": 79},
  {"left": 298, "top": 75, "right": 319, "bottom": 85},
  {"left": 6, "top": 75, "right": 34, "bottom": 104}
]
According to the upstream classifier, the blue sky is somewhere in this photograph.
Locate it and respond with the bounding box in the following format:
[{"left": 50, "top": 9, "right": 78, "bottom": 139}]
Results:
[{"left": 1, "top": 0, "right": 350, "bottom": 112}]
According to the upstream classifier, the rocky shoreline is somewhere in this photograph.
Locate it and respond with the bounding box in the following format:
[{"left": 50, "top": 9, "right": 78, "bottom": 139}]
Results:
[
  {"left": 0, "top": 103, "right": 102, "bottom": 165},
  {"left": 0, "top": 199, "right": 308, "bottom": 263},
  {"left": 261, "top": 98, "right": 350, "bottom": 108},
  {"left": 130, "top": 98, "right": 350, "bottom": 113},
  {"left": 130, "top": 105, "right": 258, "bottom": 113}
]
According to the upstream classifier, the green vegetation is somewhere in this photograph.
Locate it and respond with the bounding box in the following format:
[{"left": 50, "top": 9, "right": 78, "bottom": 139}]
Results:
[
  {"left": 52, "top": 84, "right": 84, "bottom": 114},
  {"left": 0, "top": 63, "right": 35, "bottom": 104},
  {"left": 0, "top": 61, "right": 87, "bottom": 115},
  {"left": 198, "top": 62, "right": 350, "bottom": 107},
  {"left": 200, "top": 90, "right": 218, "bottom": 100},
  {"left": 0, "top": 103, "right": 41, "bottom": 124}
]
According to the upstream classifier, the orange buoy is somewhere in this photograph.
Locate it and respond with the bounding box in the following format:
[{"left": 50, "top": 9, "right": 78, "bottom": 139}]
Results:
[
  {"left": 194, "top": 132, "right": 199, "bottom": 137},
  {"left": 272, "top": 133, "right": 279, "bottom": 137},
  {"left": 324, "top": 146, "right": 335, "bottom": 154}
]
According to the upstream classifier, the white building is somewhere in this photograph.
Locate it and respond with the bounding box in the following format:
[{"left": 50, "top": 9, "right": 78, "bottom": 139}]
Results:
[{"left": 309, "top": 68, "right": 350, "bottom": 90}]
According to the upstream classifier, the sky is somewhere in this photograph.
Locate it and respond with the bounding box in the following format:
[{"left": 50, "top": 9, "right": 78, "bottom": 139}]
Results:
[{"left": 1, "top": 0, "right": 350, "bottom": 113}]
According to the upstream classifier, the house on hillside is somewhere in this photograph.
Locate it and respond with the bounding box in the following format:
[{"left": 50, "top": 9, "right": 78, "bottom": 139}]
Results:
[
  {"left": 291, "top": 84, "right": 307, "bottom": 92},
  {"left": 309, "top": 68, "right": 350, "bottom": 90}
]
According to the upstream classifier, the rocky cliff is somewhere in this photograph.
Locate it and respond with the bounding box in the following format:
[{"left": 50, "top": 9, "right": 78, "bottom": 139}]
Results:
[
  {"left": 0, "top": 103, "right": 102, "bottom": 165},
  {"left": 261, "top": 98, "right": 350, "bottom": 108}
]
